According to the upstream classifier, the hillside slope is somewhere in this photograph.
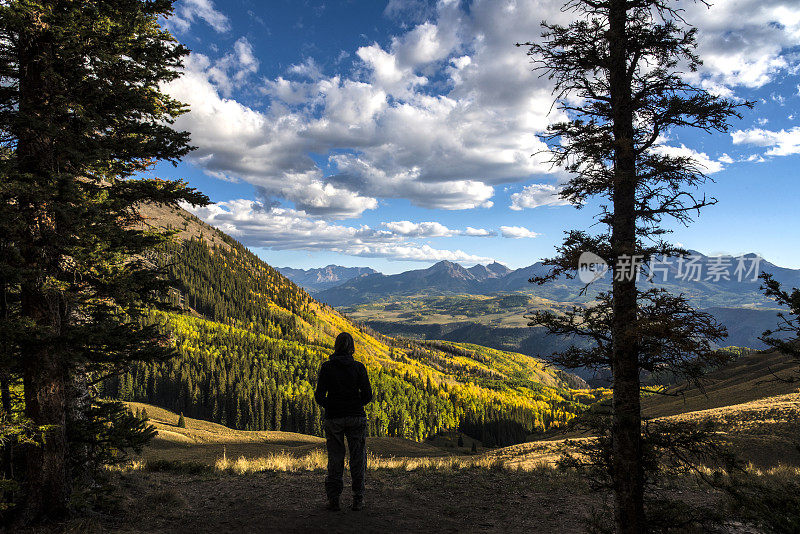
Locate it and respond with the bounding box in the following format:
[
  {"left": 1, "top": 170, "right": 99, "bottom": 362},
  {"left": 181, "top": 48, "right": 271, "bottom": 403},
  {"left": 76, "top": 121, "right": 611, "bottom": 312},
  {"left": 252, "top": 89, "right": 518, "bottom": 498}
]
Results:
[
  {"left": 642, "top": 348, "right": 800, "bottom": 418},
  {"left": 103, "top": 204, "right": 593, "bottom": 447},
  {"left": 125, "top": 401, "right": 449, "bottom": 465}
]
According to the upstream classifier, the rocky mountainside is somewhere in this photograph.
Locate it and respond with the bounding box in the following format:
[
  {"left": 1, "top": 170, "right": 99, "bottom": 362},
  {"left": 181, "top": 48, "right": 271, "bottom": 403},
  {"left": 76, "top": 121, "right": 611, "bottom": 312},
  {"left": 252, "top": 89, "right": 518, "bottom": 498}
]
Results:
[
  {"left": 316, "top": 253, "right": 800, "bottom": 309},
  {"left": 277, "top": 265, "right": 377, "bottom": 292}
]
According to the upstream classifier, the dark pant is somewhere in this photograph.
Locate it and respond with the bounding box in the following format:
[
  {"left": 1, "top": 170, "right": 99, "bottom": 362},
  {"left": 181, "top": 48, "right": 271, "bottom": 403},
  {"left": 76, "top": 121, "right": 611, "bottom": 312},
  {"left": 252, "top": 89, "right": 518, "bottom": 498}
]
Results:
[{"left": 324, "top": 416, "right": 367, "bottom": 501}]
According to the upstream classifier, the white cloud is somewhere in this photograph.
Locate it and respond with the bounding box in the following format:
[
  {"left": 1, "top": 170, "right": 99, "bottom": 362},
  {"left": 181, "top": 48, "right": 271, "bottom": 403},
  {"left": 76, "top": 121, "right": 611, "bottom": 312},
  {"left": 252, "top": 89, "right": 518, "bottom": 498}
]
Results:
[
  {"left": 168, "top": 58, "right": 380, "bottom": 219},
  {"left": 169, "top": 0, "right": 230, "bottom": 34},
  {"left": 181, "top": 38, "right": 259, "bottom": 97},
  {"left": 356, "top": 44, "right": 427, "bottom": 95},
  {"left": 685, "top": 0, "right": 800, "bottom": 89},
  {"left": 500, "top": 226, "right": 540, "bottom": 239},
  {"left": 182, "top": 200, "right": 493, "bottom": 263},
  {"left": 233, "top": 37, "right": 259, "bottom": 80},
  {"left": 731, "top": 126, "right": 800, "bottom": 156},
  {"left": 288, "top": 58, "right": 323, "bottom": 80},
  {"left": 166, "top": 0, "right": 800, "bottom": 222},
  {"left": 382, "top": 221, "right": 495, "bottom": 237},
  {"left": 166, "top": 1, "right": 564, "bottom": 217},
  {"left": 382, "top": 220, "right": 454, "bottom": 237},
  {"left": 510, "top": 183, "right": 570, "bottom": 210},
  {"left": 652, "top": 144, "right": 727, "bottom": 174},
  {"left": 464, "top": 226, "right": 493, "bottom": 237}
]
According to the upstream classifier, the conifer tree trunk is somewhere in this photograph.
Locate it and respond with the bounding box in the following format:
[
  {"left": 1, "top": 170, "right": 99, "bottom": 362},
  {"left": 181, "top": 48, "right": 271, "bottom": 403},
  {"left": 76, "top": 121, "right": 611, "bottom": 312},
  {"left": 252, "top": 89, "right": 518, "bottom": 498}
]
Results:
[
  {"left": 521, "top": 0, "right": 745, "bottom": 530},
  {"left": 1, "top": 272, "right": 13, "bottom": 483},
  {"left": 16, "top": 23, "right": 70, "bottom": 521},
  {"left": 20, "top": 338, "right": 69, "bottom": 521},
  {"left": 608, "top": 1, "right": 644, "bottom": 531}
]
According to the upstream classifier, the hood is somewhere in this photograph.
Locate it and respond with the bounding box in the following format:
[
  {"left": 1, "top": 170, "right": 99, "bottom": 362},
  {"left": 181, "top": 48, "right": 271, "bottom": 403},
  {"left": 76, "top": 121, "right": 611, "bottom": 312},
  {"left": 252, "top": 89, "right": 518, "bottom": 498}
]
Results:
[{"left": 330, "top": 351, "right": 355, "bottom": 366}]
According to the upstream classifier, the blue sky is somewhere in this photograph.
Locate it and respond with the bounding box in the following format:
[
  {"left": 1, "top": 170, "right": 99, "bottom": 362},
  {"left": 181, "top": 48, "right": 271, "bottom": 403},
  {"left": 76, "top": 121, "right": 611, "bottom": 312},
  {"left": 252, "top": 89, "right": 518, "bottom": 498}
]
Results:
[{"left": 155, "top": 0, "right": 800, "bottom": 274}]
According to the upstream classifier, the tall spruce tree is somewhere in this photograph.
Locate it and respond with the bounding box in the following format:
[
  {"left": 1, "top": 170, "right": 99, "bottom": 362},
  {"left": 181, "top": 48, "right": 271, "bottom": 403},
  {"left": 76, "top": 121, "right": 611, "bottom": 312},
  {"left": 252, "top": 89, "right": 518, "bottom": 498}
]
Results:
[
  {"left": 0, "top": 0, "right": 206, "bottom": 522},
  {"left": 518, "top": 1, "right": 746, "bottom": 531},
  {"left": 759, "top": 273, "right": 800, "bottom": 374}
]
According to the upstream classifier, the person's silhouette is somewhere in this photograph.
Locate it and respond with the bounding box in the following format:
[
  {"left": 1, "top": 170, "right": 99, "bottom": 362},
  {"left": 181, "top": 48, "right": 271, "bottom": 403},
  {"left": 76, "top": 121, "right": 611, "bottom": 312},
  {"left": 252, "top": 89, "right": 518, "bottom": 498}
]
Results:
[{"left": 314, "top": 332, "right": 373, "bottom": 511}]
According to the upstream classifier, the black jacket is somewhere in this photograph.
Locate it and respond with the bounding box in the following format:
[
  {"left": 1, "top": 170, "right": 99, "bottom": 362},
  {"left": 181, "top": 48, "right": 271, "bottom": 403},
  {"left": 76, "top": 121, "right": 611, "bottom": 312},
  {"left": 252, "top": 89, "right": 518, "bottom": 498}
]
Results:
[{"left": 314, "top": 352, "right": 372, "bottom": 419}]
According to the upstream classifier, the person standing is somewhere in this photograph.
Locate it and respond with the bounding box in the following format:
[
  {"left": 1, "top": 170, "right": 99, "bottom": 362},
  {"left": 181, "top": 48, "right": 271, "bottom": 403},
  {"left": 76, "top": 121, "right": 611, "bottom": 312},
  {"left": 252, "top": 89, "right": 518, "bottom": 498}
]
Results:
[{"left": 314, "top": 332, "right": 373, "bottom": 511}]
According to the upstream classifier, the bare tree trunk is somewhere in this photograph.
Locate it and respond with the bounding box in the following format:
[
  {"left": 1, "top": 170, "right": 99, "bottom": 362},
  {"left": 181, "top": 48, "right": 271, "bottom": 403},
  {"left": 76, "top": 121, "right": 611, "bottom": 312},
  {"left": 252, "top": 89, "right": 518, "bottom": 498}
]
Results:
[{"left": 609, "top": 0, "right": 645, "bottom": 532}]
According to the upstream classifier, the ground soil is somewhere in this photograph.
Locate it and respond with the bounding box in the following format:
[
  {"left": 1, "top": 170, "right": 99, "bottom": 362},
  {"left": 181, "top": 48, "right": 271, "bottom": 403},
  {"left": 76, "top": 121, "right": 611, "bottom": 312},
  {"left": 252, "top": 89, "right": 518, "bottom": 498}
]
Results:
[{"left": 28, "top": 468, "right": 603, "bottom": 534}]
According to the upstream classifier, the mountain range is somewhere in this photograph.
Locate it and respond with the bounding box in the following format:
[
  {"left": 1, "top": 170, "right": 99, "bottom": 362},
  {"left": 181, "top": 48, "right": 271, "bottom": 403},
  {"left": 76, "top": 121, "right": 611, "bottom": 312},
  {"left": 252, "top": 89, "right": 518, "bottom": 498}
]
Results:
[
  {"left": 276, "top": 265, "right": 377, "bottom": 293},
  {"left": 314, "top": 253, "right": 800, "bottom": 309}
]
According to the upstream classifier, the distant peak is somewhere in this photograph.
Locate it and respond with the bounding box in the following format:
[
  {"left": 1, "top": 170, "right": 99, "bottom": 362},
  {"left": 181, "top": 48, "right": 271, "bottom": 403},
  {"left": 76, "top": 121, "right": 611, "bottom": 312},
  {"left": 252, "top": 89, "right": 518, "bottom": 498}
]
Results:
[{"left": 429, "top": 260, "right": 461, "bottom": 270}]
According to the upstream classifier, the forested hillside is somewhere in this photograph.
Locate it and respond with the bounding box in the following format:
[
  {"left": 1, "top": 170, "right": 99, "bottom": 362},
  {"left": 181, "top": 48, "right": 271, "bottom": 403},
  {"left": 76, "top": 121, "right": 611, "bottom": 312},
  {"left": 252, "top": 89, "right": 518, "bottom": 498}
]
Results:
[{"left": 101, "top": 207, "right": 597, "bottom": 446}]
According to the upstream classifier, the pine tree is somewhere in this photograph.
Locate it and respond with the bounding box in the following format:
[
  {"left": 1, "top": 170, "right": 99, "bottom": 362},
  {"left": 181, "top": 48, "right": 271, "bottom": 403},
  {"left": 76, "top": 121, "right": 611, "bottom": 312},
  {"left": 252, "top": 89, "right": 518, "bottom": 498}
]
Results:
[
  {"left": 458, "top": 434, "right": 464, "bottom": 448},
  {"left": 759, "top": 273, "right": 800, "bottom": 377},
  {"left": 141, "top": 408, "right": 150, "bottom": 422},
  {"left": 0, "top": 0, "right": 207, "bottom": 521},
  {"left": 517, "top": 1, "right": 746, "bottom": 531},
  {"left": 471, "top": 442, "right": 477, "bottom": 453},
  {"left": 178, "top": 413, "right": 186, "bottom": 429}
]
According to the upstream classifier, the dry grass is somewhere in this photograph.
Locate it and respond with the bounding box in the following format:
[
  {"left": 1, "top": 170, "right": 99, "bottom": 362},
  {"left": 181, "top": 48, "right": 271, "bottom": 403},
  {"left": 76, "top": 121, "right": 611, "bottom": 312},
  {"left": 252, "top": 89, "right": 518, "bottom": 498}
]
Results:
[
  {"left": 214, "top": 450, "right": 327, "bottom": 473},
  {"left": 117, "top": 436, "right": 566, "bottom": 476},
  {"left": 198, "top": 450, "right": 542, "bottom": 475},
  {"left": 742, "top": 463, "right": 800, "bottom": 480}
]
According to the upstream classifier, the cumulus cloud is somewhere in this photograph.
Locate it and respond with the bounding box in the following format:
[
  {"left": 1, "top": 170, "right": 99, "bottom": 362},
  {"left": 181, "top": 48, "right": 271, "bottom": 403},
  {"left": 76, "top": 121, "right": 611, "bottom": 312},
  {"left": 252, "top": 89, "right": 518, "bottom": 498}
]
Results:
[
  {"left": 510, "top": 183, "right": 570, "bottom": 210},
  {"left": 731, "top": 126, "right": 800, "bottom": 156},
  {"left": 464, "top": 227, "right": 493, "bottom": 237},
  {"left": 168, "top": 0, "right": 230, "bottom": 34},
  {"left": 166, "top": 0, "right": 566, "bottom": 218},
  {"left": 182, "top": 200, "right": 494, "bottom": 263},
  {"left": 382, "top": 221, "right": 495, "bottom": 237},
  {"left": 164, "top": 0, "right": 800, "bottom": 255},
  {"left": 651, "top": 144, "right": 727, "bottom": 174},
  {"left": 167, "top": 0, "right": 800, "bottom": 220},
  {"left": 684, "top": 0, "right": 800, "bottom": 90},
  {"left": 168, "top": 58, "right": 380, "bottom": 219},
  {"left": 382, "top": 220, "right": 454, "bottom": 237},
  {"left": 181, "top": 38, "right": 259, "bottom": 97},
  {"left": 500, "top": 226, "right": 540, "bottom": 239},
  {"left": 287, "top": 58, "right": 324, "bottom": 80}
]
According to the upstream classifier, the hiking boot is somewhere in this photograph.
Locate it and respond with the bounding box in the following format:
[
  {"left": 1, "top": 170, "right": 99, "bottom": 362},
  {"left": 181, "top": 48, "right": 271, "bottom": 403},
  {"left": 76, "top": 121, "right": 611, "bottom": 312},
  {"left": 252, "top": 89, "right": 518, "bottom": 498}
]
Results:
[
  {"left": 351, "top": 497, "right": 364, "bottom": 511},
  {"left": 326, "top": 498, "right": 341, "bottom": 511}
]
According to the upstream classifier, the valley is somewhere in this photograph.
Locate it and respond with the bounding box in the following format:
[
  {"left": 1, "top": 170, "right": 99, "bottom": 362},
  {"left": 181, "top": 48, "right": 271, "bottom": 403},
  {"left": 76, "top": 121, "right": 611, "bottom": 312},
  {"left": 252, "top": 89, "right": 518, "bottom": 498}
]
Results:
[
  {"left": 279, "top": 258, "right": 798, "bottom": 369},
  {"left": 87, "top": 205, "right": 799, "bottom": 533},
  {"left": 104, "top": 206, "right": 594, "bottom": 448}
]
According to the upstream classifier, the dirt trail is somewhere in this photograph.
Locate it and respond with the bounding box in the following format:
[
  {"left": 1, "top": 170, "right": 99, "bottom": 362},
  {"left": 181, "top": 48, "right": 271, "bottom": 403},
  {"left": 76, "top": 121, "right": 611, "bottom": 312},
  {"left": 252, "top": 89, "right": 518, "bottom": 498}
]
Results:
[{"left": 84, "top": 468, "right": 595, "bottom": 533}]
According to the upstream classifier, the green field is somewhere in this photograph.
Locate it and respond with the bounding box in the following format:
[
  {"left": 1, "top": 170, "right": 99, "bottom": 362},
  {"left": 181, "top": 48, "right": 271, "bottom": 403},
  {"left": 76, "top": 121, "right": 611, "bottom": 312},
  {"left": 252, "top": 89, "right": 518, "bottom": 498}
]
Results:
[{"left": 341, "top": 293, "right": 572, "bottom": 328}]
